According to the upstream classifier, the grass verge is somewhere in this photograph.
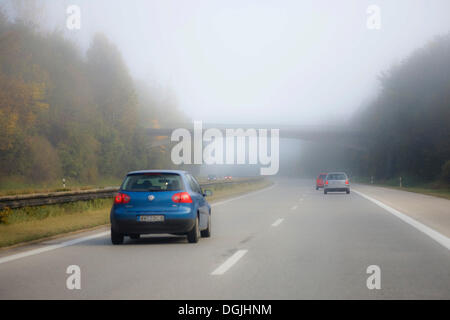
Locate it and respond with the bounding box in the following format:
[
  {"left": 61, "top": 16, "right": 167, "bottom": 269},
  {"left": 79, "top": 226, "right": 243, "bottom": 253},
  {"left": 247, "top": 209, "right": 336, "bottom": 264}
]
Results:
[
  {"left": 0, "top": 179, "right": 273, "bottom": 248},
  {"left": 352, "top": 176, "right": 450, "bottom": 200},
  {"left": 0, "top": 176, "right": 122, "bottom": 196},
  {"left": 204, "top": 179, "right": 272, "bottom": 202},
  {"left": 369, "top": 184, "right": 450, "bottom": 200},
  {"left": 354, "top": 181, "right": 450, "bottom": 200}
]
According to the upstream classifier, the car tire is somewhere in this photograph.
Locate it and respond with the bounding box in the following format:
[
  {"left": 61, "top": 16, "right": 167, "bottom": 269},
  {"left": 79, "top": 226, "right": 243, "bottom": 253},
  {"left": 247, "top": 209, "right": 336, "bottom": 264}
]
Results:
[
  {"left": 111, "top": 229, "right": 124, "bottom": 245},
  {"left": 346, "top": 189, "right": 350, "bottom": 194},
  {"left": 201, "top": 214, "right": 211, "bottom": 238},
  {"left": 324, "top": 190, "right": 328, "bottom": 195},
  {"left": 187, "top": 216, "right": 200, "bottom": 243},
  {"left": 129, "top": 234, "right": 140, "bottom": 240},
  {"left": 316, "top": 186, "right": 319, "bottom": 190}
]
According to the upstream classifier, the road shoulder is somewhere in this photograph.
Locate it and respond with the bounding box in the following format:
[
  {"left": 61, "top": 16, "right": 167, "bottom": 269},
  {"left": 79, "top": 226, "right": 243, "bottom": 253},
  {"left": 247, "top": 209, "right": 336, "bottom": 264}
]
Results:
[{"left": 353, "top": 184, "right": 450, "bottom": 238}]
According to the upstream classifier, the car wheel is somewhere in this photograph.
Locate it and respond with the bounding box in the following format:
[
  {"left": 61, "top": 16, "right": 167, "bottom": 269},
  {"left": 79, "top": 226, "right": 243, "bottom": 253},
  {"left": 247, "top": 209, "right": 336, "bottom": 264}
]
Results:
[
  {"left": 346, "top": 189, "right": 350, "bottom": 194},
  {"left": 129, "top": 234, "right": 140, "bottom": 240},
  {"left": 201, "top": 214, "right": 211, "bottom": 238},
  {"left": 324, "top": 190, "right": 327, "bottom": 195},
  {"left": 316, "top": 186, "right": 319, "bottom": 190},
  {"left": 187, "top": 216, "right": 200, "bottom": 243},
  {"left": 111, "top": 229, "right": 124, "bottom": 245}
]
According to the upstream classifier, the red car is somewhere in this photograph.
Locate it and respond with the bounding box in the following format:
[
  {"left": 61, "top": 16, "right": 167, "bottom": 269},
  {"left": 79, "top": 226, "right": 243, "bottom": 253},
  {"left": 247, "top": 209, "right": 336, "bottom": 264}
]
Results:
[{"left": 316, "top": 173, "right": 327, "bottom": 190}]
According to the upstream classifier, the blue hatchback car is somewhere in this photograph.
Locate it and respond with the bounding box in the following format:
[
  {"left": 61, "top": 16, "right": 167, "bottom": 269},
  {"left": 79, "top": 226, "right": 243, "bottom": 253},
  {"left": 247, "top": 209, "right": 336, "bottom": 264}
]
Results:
[{"left": 110, "top": 170, "right": 212, "bottom": 244}]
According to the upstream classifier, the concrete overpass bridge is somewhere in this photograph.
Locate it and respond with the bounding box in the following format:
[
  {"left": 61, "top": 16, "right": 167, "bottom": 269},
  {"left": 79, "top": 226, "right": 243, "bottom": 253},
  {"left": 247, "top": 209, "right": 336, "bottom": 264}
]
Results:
[{"left": 145, "top": 123, "right": 370, "bottom": 151}]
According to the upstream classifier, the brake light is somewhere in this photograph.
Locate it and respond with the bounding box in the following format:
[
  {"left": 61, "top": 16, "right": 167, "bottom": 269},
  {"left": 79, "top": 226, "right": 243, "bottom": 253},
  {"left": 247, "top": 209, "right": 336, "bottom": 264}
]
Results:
[
  {"left": 114, "top": 192, "right": 130, "bottom": 204},
  {"left": 345, "top": 180, "right": 349, "bottom": 185},
  {"left": 172, "top": 192, "right": 193, "bottom": 203},
  {"left": 325, "top": 180, "right": 328, "bottom": 185}
]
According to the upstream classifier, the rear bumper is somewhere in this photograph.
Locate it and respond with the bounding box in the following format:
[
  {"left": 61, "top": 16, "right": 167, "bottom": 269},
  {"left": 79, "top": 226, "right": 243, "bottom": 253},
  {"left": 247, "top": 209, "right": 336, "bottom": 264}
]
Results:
[
  {"left": 111, "top": 217, "right": 195, "bottom": 235},
  {"left": 110, "top": 208, "right": 195, "bottom": 235},
  {"left": 324, "top": 187, "right": 350, "bottom": 192}
]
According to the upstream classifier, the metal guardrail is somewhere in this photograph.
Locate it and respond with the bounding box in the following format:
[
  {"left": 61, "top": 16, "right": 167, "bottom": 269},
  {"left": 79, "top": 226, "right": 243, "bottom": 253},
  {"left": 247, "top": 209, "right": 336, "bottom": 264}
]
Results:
[
  {"left": 0, "top": 177, "right": 263, "bottom": 210},
  {"left": 0, "top": 188, "right": 119, "bottom": 210},
  {"left": 198, "top": 177, "right": 263, "bottom": 188}
]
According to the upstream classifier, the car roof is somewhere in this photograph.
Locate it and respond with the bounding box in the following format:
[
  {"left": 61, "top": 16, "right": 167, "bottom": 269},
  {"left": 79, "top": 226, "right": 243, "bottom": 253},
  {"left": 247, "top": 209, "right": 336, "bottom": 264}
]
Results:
[
  {"left": 326, "top": 172, "right": 347, "bottom": 175},
  {"left": 127, "top": 170, "right": 188, "bottom": 175}
]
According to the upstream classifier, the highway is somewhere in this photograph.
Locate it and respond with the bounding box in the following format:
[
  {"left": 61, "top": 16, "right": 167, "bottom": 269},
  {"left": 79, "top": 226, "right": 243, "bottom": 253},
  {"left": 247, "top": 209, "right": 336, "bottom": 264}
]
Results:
[{"left": 0, "top": 179, "right": 449, "bottom": 299}]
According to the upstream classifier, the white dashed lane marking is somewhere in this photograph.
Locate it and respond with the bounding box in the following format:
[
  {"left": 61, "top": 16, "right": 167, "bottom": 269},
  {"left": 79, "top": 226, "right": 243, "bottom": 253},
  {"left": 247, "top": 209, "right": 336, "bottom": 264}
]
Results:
[
  {"left": 271, "top": 218, "right": 284, "bottom": 227},
  {"left": 211, "top": 250, "right": 248, "bottom": 275}
]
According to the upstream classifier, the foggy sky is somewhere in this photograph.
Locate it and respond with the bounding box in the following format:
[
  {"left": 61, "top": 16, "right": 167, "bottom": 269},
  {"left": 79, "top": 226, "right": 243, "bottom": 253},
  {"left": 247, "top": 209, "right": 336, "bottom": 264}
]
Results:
[{"left": 33, "top": 0, "right": 450, "bottom": 125}]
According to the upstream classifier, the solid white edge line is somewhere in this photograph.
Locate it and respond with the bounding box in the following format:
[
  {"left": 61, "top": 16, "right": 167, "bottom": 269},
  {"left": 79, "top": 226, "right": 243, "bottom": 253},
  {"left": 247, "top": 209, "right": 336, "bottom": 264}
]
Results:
[
  {"left": 271, "top": 218, "right": 284, "bottom": 227},
  {"left": 211, "top": 249, "right": 248, "bottom": 275},
  {"left": 353, "top": 189, "right": 450, "bottom": 250},
  {"left": 0, "top": 183, "right": 276, "bottom": 265},
  {"left": 211, "top": 183, "right": 276, "bottom": 207},
  {"left": 0, "top": 231, "right": 110, "bottom": 265},
  {"left": 291, "top": 205, "right": 298, "bottom": 210}
]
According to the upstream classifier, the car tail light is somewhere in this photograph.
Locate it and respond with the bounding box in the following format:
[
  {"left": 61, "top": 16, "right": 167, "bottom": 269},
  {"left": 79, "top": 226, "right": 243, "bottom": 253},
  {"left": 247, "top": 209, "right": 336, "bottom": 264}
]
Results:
[
  {"left": 114, "top": 192, "right": 130, "bottom": 204},
  {"left": 172, "top": 192, "right": 193, "bottom": 203},
  {"left": 345, "top": 180, "right": 349, "bottom": 185},
  {"left": 325, "top": 180, "right": 328, "bottom": 185}
]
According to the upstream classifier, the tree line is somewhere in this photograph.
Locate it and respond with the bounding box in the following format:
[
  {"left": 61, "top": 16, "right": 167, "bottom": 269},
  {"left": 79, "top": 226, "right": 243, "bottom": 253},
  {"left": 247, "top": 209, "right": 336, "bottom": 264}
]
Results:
[
  {"left": 0, "top": 10, "right": 181, "bottom": 186},
  {"left": 298, "top": 34, "right": 450, "bottom": 186}
]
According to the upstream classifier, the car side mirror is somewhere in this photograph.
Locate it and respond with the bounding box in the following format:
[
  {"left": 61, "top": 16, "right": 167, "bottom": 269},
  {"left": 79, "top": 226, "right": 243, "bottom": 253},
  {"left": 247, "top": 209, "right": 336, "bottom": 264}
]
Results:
[{"left": 203, "top": 189, "right": 213, "bottom": 197}]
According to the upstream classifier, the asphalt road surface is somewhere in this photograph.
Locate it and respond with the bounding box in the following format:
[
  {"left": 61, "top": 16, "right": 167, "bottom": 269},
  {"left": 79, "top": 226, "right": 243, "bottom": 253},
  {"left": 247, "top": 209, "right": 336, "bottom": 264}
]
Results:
[{"left": 0, "top": 179, "right": 449, "bottom": 299}]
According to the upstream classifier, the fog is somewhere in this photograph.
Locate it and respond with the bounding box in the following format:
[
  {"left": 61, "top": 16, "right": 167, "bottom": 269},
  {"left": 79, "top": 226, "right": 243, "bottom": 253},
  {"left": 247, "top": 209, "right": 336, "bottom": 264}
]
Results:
[
  {"left": 8, "top": 0, "right": 450, "bottom": 125},
  {"left": 1, "top": 0, "right": 450, "bottom": 181}
]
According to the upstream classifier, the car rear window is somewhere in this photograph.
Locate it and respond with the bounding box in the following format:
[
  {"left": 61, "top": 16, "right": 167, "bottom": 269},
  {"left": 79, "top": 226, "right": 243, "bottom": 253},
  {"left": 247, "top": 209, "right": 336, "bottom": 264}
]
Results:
[
  {"left": 121, "top": 173, "right": 184, "bottom": 192},
  {"left": 319, "top": 174, "right": 327, "bottom": 179},
  {"left": 327, "top": 173, "right": 347, "bottom": 180}
]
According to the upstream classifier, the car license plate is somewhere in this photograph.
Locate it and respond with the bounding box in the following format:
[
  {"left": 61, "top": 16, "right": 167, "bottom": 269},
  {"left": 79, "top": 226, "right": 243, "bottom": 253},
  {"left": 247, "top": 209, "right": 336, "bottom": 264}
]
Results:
[{"left": 139, "top": 215, "right": 164, "bottom": 222}]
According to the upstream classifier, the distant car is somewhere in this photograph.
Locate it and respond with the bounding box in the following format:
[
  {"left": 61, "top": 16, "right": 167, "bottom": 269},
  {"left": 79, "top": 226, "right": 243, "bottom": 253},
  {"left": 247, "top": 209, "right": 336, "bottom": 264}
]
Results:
[
  {"left": 207, "top": 174, "right": 217, "bottom": 181},
  {"left": 224, "top": 176, "right": 232, "bottom": 180},
  {"left": 324, "top": 172, "right": 350, "bottom": 194},
  {"left": 316, "top": 172, "right": 327, "bottom": 190},
  {"left": 110, "top": 170, "right": 212, "bottom": 244}
]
